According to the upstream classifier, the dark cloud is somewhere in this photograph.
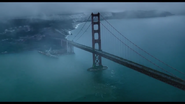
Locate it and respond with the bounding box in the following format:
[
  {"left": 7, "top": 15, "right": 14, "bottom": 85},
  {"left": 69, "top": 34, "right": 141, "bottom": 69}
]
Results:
[{"left": 0, "top": 2, "right": 185, "bottom": 19}]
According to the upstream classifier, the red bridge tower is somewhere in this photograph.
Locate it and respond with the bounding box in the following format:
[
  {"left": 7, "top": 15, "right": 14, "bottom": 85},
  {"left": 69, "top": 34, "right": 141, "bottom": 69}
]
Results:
[{"left": 87, "top": 12, "right": 107, "bottom": 71}]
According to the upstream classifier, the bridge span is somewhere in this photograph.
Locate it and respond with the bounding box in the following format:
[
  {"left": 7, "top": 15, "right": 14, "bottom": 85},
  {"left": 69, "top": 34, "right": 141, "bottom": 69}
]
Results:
[{"left": 67, "top": 40, "right": 185, "bottom": 91}]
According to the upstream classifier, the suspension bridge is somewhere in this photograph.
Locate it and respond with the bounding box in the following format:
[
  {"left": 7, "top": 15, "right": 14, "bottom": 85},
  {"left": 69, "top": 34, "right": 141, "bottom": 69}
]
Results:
[{"left": 60, "top": 13, "right": 185, "bottom": 91}]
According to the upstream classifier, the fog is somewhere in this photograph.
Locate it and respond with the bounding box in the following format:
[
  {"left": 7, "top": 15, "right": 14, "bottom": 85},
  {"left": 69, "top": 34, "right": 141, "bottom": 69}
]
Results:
[
  {"left": 0, "top": 2, "right": 185, "bottom": 19},
  {"left": 1, "top": 2, "right": 185, "bottom": 102}
]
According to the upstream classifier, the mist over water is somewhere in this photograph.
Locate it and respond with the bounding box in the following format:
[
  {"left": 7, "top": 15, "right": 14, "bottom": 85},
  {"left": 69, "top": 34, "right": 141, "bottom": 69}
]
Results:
[{"left": 1, "top": 15, "right": 185, "bottom": 102}]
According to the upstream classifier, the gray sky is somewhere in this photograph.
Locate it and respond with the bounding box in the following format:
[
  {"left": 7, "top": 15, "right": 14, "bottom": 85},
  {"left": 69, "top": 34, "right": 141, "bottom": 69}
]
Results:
[{"left": 0, "top": 2, "right": 185, "bottom": 18}]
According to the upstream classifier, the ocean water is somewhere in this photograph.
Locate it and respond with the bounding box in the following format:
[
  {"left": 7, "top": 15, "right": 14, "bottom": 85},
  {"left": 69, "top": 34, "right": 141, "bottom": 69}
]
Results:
[{"left": 1, "top": 15, "right": 185, "bottom": 102}]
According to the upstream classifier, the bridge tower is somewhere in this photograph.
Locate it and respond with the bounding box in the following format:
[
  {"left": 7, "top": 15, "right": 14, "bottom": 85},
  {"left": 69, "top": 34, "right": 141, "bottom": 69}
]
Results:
[
  {"left": 61, "top": 39, "right": 74, "bottom": 54},
  {"left": 87, "top": 12, "right": 107, "bottom": 72},
  {"left": 66, "top": 40, "right": 74, "bottom": 54}
]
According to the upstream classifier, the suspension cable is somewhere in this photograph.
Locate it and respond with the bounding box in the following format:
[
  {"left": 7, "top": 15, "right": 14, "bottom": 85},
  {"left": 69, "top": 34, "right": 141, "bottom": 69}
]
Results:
[
  {"left": 71, "top": 14, "right": 91, "bottom": 41},
  {"left": 75, "top": 22, "right": 91, "bottom": 42},
  {"left": 100, "top": 14, "right": 185, "bottom": 76},
  {"left": 101, "top": 22, "right": 179, "bottom": 78}
]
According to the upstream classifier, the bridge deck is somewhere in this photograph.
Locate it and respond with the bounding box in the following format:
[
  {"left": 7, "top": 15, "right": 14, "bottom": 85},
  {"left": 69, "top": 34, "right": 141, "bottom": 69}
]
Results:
[{"left": 68, "top": 40, "right": 185, "bottom": 91}]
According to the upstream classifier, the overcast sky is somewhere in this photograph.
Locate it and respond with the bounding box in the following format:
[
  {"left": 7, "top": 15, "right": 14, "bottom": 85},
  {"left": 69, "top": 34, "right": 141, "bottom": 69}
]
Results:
[{"left": 0, "top": 2, "right": 185, "bottom": 18}]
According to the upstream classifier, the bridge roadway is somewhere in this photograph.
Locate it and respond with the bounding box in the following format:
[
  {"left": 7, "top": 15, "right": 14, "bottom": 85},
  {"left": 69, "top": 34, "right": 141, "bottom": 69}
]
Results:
[{"left": 67, "top": 40, "right": 185, "bottom": 91}]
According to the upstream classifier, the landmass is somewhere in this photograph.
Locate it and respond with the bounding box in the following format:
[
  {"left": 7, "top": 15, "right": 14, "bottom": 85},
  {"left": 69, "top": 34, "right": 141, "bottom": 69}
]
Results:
[{"left": 0, "top": 10, "right": 183, "bottom": 54}]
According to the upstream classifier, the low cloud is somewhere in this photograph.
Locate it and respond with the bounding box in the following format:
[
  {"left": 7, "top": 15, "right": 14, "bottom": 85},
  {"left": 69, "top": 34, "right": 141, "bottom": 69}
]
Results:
[{"left": 0, "top": 2, "right": 185, "bottom": 19}]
